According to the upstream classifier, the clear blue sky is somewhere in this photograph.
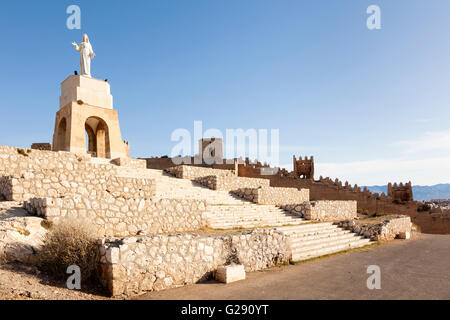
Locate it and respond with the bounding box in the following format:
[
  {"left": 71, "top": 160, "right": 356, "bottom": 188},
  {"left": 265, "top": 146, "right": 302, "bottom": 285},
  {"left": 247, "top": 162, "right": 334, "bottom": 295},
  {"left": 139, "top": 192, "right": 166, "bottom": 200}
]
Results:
[{"left": 1, "top": 0, "right": 450, "bottom": 186}]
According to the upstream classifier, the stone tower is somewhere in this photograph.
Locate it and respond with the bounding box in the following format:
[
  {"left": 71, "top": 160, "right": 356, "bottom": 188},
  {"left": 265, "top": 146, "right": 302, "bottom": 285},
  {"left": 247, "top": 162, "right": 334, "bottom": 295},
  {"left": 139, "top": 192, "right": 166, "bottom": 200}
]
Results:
[
  {"left": 199, "top": 138, "right": 224, "bottom": 164},
  {"left": 52, "top": 75, "right": 129, "bottom": 159},
  {"left": 387, "top": 182, "right": 413, "bottom": 202},
  {"left": 293, "top": 155, "right": 314, "bottom": 180}
]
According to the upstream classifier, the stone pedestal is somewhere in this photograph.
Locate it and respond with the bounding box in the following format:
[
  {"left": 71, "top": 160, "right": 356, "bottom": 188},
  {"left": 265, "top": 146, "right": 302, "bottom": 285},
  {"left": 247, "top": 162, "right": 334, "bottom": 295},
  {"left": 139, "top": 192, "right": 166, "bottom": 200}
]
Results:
[
  {"left": 52, "top": 75, "right": 129, "bottom": 159},
  {"left": 60, "top": 75, "right": 113, "bottom": 109}
]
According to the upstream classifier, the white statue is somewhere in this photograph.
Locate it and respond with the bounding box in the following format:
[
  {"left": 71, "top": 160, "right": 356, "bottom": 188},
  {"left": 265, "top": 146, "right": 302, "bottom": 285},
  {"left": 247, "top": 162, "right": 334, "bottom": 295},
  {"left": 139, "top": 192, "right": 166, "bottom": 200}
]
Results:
[{"left": 72, "top": 34, "right": 95, "bottom": 77}]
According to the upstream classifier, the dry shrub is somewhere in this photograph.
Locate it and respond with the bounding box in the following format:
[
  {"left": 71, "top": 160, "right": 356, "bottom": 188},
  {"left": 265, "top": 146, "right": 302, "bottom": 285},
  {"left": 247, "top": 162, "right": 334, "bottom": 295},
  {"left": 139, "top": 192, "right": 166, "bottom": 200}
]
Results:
[{"left": 38, "top": 218, "right": 100, "bottom": 282}]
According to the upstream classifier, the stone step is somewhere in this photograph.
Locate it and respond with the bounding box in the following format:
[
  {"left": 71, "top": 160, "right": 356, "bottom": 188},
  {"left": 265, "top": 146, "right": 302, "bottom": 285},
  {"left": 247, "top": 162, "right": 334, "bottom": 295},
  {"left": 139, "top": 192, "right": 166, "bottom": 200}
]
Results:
[
  {"left": 208, "top": 220, "right": 306, "bottom": 228},
  {"left": 291, "top": 239, "right": 373, "bottom": 262},
  {"left": 208, "top": 215, "right": 304, "bottom": 221},
  {"left": 288, "top": 229, "right": 353, "bottom": 243},
  {"left": 208, "top": 220, "right": 307, "bottom": 229},
  {"left": 206, "top": 206, "right": 293, "bottom": 211},
  {"left": 291, "top": 235, "right": 370, "bottom": 255},
  {"left": 281, "top": 226, "right": 347, "bottom": 237},
  {"left": 207, "top": 212, "right": 305, "bottom": 219},
  {"left": 275, "top": 223, "right": 335, "bottom": 234},
  {"left": 205, "top": 210, "right": 295, "bottom": 216},
  {"left": 289, "top": 232, "right": 364, "bottom": 249}
]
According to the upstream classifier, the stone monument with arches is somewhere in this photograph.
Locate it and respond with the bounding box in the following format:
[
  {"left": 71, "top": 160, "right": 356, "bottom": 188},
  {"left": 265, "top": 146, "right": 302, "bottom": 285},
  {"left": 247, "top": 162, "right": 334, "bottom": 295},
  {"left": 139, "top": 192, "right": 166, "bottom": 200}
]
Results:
[{"left": 52, "top": 34, "right": 129, "bottom": 159}]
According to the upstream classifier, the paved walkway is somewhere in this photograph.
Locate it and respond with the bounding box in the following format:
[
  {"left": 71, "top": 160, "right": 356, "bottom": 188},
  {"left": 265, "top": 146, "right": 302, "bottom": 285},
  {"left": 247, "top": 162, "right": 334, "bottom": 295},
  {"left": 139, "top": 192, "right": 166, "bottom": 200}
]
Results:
[{"left": 136, "top": 233, "right": 450, "bottom": 300}]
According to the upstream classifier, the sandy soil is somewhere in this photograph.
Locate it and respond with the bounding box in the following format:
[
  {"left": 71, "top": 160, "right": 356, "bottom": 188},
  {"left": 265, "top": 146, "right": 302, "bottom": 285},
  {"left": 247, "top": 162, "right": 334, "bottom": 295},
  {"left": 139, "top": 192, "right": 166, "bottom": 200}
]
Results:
[{"left": 0, "top": 262, "right": 108, "bottom": 300}]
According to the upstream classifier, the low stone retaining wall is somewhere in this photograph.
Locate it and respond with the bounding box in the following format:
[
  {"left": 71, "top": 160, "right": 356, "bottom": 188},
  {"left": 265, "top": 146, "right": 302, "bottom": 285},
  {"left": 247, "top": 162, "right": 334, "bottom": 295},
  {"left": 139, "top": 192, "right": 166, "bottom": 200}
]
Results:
[
  {"left": 282, "top": 200, "right": 357, "bottom": 221},
  {"left": 111, "top": 157, "right": 147, "bottom": 169},
  {"left": 337, "top": 216, "right": 412, "bottom": 241},
  {"left": 233, "top": 186, "right": 309, "bottom": 205},
  {"left": 31, "top": 143, "right": 52, "bottom": 151},
  {"left": 0, "top": 172, "right": 156, "bottom": 201},
  {"left": 195, "top": 175, "right": 270, "bottom": 191},
  {"left": 98, "top": 228, "right": 290, "bottom": 297},
  {"left": 165, "top": 165, "right": 235, "bottom": 180},
  {"left": 24, "top": 197, "right": 207, "bottom": 237}
]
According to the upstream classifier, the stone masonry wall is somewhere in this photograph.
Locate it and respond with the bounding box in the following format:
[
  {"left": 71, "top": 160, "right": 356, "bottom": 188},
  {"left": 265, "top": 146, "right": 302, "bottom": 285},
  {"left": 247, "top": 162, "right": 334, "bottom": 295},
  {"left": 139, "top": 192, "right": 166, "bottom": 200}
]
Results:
[
  {"left": 0, "top": 146, "right": 94, "bottom": 177},
  {"left": 233, "top": 186, "right": 309, "bottom": 205},
  {"left": 0, "top": 170, "right": 155, "bottom": 201},
  {"left": 0, "top": 146, "right": 155, "bottom": 202},
  {"left": 282, "top": 200, "right": 357, "bottom": 221},
  {"left": 165, "top": 165, "right": 235, "bottom": 180},
  {"left": 195, "top": 175, "right": 270, "bottom": 191},
  {"left": 111, "top": 157, "right": 147, "bottom": 169},
  {"left": 337, "top": 216, "right": 412, "bottom": 241},
  {"left": 24, "top": 197, "right": 207, "bottom": 237},
  {"left": 98, "top": 228, "right": 290, "bottom": 297}
]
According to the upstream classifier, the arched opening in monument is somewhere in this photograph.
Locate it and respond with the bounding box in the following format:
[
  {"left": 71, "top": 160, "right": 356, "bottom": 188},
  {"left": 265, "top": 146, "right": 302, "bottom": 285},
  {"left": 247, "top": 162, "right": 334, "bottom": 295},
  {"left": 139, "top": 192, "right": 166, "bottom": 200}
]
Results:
[
  {"left": 55, "top": 118, "right": 67, "bottom": 151},
  {"left": 84, "top": 117, "right": 111, "bottom": 158}
]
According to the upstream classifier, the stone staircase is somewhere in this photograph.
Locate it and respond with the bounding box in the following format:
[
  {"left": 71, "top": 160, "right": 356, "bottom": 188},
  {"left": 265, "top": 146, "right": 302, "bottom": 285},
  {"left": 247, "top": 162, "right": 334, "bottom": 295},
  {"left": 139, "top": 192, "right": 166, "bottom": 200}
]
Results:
[
  {"left": 205, "top": 204, "right": 308, "bottom": 229},
  {"left": 115, "top": 167, "right": 307, "bottom": 228},
  {"left": 115, "top": 166, "right": 373, "bottom": 259},
  {"left": 116, "top": 167, "right": 245, "bottom": 204},
  {"left": 276, "top": 223, "right": 372, "bottom": 262}
]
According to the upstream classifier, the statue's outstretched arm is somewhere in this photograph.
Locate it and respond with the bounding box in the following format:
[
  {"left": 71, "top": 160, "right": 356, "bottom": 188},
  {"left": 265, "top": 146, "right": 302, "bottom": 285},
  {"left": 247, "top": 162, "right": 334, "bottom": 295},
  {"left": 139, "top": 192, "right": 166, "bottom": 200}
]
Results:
[{"left": 72, "top": 42, "right": 80, "bottom": 52}]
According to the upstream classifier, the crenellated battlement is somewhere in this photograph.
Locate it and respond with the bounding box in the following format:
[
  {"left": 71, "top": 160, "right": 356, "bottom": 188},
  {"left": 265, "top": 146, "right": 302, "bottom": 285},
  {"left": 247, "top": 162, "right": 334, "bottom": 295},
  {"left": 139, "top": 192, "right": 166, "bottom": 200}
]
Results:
[
  {"left": 293, "top": 155, "right": 314, "bottom": 180},
  {"left": 388, "top": 181, "right": 413, "bottom": 202}
]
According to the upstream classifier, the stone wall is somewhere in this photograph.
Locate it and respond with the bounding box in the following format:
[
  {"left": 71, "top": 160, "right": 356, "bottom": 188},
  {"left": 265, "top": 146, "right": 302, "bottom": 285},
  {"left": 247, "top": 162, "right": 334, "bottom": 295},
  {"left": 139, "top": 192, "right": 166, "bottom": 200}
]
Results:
[
  {"left": 235, "top": 163, "right": 423, "bottom": 218},
  {"left": 111, "top": 157, "right": 147, "bottom": 169},
  {"left": 31, "top": 143, "right": 52, "bottom": 151},
  {"left": 24, "top": 197, "right": 207, "bottom": 237},
  {"left": 165, "top": 165, "right": 235, "bottom": 180},
  {"left": 407, "top": 211, "right": 450, "bottom": 234},
  {"left": 98, "top": 228, "right": 290, "bottom": 297},
  {"left": 0, "top": 145, "right": 155, "bottom": 202},
  {"left": 0, "top": 145, "right": 145, "bottom": 177},
  {"left": 0, "top": 146, "right": 88, "bottom": 178},
  {"left": 282, "top": 200, "right": 357, "bottom": 221},
  {"left": 337, "top": 216, "right": 412, "bottom": 241},
  {"left": 233, "top": 186, "right": 309, "bottom": 205},
  {"left": 195, "top": 175, "right": 270, "bottom": 191},
  {"left": 0, "top": 170, "right": 155, "bottom": 201}
]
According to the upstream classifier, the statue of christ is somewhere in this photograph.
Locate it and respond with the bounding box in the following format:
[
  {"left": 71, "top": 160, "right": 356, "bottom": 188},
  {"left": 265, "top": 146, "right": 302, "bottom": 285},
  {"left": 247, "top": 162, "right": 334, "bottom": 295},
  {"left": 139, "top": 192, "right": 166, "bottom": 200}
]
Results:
[{"left": 72, "top": 34, "right": 95, "bottom": 77}]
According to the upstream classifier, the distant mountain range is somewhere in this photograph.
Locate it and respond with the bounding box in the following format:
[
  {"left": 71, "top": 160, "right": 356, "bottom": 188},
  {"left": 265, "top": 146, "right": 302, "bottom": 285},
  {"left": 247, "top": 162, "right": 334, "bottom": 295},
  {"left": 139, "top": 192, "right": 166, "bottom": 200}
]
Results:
[{"left": 365, "top": 184, "right": 450, "bottom": 201}]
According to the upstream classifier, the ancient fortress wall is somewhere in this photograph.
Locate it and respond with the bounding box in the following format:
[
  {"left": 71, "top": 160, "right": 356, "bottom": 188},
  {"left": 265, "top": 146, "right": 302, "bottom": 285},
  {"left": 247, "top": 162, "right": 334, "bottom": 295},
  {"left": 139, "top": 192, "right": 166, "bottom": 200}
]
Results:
[
  {"left": 301, "top": 201, "right": 357, "bottom": 221},
  {"left": 166, "top": 165, "right": 235, "bottom": 180},
  {"left": 0, "top": 173, "right": 155, "bottom": 202},
  {"left": 233, "top": 186, "right": 310, "bottom": 205},
  {"left": 195, "top": 175, "right": 270, "bottom": 191},
  {"left": 234, "top": 167, "right": 450, "bottom": 232},
  {"left": 407, "top": 211, "right": 450, "bottom": 234},
  {"left": 25, "top": 197, "right": 207, "bottom": 237},
  {"left": 98, "top": 228, "right": 290, "bottom": 296},
  {"left": 280, "top": 201, "right": 357, "bottom": 221}
]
